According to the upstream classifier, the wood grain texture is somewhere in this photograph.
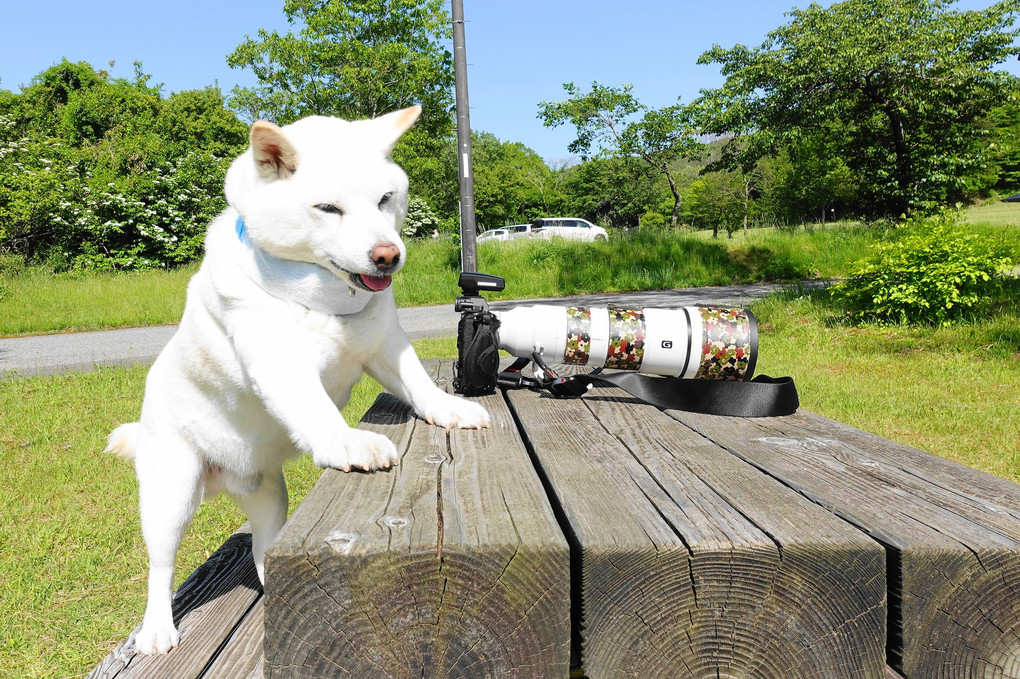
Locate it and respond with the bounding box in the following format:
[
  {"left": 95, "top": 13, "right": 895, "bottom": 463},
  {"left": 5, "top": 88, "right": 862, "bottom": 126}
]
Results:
[
  {"left": 505, "top": 383, "right": 886, "bottom": 679},
  {"left": 263, "top": 360, "right": 570, "bottom": 678},
  {"left": 200, "top": 598, "right": 265, "bottom": 679},
  {"left": 671, "top": 408, "right": 1020, "bottom": 679},
  {"left": 88, "top": 529, "right": 263, "bottom": 679}
]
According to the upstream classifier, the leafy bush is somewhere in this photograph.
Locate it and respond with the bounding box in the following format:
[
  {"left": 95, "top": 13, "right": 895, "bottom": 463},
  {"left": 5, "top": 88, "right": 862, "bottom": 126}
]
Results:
[
  {"left": 639, "top": 210, "right": 666, "bottom": 230},
  {"left": 830, "top": 210, "right": 1015, "bottom": 325}
]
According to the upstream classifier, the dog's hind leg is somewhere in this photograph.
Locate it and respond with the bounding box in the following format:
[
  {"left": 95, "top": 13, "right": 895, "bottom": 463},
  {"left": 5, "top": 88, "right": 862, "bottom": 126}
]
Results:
[
  {"left": 230, "top": 467, "right": 288, "bottom": 585},
  {"left": 134, "top": 431, "right": 204, "bottom": 656}
]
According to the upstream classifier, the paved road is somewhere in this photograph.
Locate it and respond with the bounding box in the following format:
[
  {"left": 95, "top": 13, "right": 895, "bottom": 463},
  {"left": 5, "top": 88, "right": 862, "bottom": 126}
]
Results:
[{"left": 0, "top": 282, "right": 809, "bottom": 379}]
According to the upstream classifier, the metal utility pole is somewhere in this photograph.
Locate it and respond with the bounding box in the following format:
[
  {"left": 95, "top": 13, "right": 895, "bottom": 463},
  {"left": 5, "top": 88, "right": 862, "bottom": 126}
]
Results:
[{"left": 451, "top": 0, "right": 478, "bottom": 273}]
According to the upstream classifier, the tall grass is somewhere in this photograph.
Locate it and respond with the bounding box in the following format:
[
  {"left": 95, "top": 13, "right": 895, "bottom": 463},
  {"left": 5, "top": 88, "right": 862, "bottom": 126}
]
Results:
[{"left": 420, "top": 226, "right": 872, "bottom": 302}]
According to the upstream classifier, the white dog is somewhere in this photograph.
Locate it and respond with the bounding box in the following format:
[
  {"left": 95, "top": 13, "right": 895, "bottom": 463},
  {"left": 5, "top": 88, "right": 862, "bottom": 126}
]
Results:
[{"left": 107, "top": 106, "right": 489, "bottom": 655}]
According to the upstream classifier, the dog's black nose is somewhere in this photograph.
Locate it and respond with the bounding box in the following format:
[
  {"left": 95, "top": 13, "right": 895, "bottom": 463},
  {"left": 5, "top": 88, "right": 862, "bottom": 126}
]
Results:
[{"left": 371, "top": 242, "right": 401, "bottom": 271}]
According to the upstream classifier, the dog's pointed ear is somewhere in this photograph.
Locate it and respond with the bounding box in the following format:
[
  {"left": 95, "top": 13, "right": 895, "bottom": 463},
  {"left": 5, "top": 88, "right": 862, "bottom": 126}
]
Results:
[
  {"left": 250, "top": 121, "right": 299, "bottom": 180},
  {"left": 376, "top": 106, "right": 422, "bottom": 153}
]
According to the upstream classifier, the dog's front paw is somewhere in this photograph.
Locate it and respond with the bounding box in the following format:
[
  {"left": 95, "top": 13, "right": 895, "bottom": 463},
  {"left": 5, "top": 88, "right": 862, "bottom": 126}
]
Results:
[
  {"left": 135, "top": 618, "right": 179, "bottom": 656},
  {"left": 313, "top": 428, "right": 399, "bottom": 472},
  {"left": 421, "top": 394, "right": 490, "bottom": 431}
]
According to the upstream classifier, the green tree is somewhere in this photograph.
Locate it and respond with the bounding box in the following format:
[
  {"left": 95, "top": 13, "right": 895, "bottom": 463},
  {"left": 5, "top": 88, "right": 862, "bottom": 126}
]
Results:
[
  {"left": 684, "top": 171, "right": 745, "bottom": 238},
  {"left": 985, "top": 79, "right": 1020, "bottom": 194},
  {"left": 538, "top": 82, "right": 704, "bottom": 228},
  {"left": 471, "top": 132, "right": 553, "bottom": 228},
  {"left": 697, "top": 0, "right": 1020, "bottom": 215},
  {"left": 768, "top": 131, "right": 861, "bottom": 223},
  {"left": 559, "top": 156, "right": 663, "bottom": 228},
  {"left": 226, "top": 0, "right": 454, "bottom": 137},
  {"left": 155, "top": 87, "right": 248, "bottom": 159}
]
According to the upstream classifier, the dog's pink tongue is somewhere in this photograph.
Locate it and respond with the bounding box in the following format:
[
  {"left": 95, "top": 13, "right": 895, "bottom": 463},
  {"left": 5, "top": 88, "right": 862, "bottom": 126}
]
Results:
[{"left": 360, "top": 274, "right": 392, "bottom": 291}]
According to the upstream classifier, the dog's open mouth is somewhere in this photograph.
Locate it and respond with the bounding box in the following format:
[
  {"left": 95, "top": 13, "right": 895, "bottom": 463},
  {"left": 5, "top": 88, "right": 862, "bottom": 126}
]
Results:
[
  {"left": 351, "top": 272, "right": 392, "bottom": 292},
  {"left": 329, "top": 260, "right": 394, "bottom": 293}
]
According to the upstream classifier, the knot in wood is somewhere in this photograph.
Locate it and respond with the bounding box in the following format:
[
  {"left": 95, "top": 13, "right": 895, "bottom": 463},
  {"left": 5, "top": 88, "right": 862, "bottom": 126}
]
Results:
[
  {"left": 381, "top": 515, "right": 408, "bottom": 529},
  {"left": 424, "top": 451, "right": 446, "bottom": 464},
  {"left": 324, "top": 531, "right": 358, "bottom": 554}
]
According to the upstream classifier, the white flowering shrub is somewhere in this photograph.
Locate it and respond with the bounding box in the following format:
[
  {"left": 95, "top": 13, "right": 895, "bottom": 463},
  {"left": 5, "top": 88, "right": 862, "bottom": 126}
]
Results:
[
  {"left": 401, "top": 196, "right": 441, "bottom": 239},
  {"left": 0, "top": 61, "right": 247, "bottom": 271},
  {"left": 0, "top": 129, "right": 229, "bottom": 270}
]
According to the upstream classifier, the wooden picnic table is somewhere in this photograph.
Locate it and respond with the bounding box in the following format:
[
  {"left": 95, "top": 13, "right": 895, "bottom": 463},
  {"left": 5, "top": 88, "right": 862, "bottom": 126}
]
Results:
[{"left": 90, "top": 358, "right": 1020, "bottom": 679}]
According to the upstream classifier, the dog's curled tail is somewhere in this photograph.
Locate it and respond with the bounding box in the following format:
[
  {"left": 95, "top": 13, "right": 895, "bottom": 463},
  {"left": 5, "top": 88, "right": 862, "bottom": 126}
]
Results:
[{"left": 106, "top": 422, "right": 140, "bottom": 461}]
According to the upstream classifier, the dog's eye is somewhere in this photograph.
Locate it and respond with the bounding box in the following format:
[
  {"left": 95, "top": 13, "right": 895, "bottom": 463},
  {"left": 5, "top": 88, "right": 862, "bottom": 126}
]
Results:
[
  {"left": 378, "top": 192, "right": 394, "bottom": 208},
  {"left": 315, "top": 203, "right": 343, "bottom": 215}
]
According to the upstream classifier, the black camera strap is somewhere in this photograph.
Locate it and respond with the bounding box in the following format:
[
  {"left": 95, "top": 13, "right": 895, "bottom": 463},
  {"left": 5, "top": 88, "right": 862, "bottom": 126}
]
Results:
[{"left": 498, "top": 355, "right": 799, "bottom": 418}]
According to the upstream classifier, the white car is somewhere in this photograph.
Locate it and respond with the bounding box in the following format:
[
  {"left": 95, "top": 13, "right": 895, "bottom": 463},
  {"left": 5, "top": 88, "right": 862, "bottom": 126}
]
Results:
[
  {"left": 531, "top": 217, "right": 608, "bottom": 242},
  {"left": 506, "top": 224, "right": 538, "bottom": 240},
  {"left": 477, "top": 228, "right": 511, "bottom": 243}
]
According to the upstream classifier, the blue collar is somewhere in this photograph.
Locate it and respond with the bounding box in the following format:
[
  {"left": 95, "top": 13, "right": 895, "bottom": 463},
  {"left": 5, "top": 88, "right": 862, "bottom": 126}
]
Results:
[{"left": 235, "top": 215, "right": 246, "bottom": 240}]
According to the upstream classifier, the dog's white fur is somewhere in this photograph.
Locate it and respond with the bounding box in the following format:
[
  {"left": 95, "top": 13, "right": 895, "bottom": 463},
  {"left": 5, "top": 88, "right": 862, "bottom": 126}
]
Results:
[{"left": 108, "top": 106, "right": 489, "bottom": 656}]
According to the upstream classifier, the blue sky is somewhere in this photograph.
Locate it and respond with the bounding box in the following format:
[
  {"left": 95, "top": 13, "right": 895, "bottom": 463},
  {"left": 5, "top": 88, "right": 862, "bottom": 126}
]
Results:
[{"left": 2, "top": 1, "right": 1017, "bottom": 162}]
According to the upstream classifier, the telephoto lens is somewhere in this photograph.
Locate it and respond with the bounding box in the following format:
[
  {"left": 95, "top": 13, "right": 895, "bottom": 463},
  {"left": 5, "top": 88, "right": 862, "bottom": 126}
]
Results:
[{"left": 493, "top": 305, "right": 757, "bottom": 381}]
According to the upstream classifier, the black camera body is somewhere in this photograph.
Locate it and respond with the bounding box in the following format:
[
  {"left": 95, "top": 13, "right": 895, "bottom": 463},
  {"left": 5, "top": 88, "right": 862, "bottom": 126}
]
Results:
[{"left": 452, "top": 272, "right": 505, "bottom": 395}]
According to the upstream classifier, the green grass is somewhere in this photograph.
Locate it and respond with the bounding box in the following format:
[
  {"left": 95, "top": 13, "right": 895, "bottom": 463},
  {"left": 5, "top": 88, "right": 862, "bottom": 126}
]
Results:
[
  {"left": 0, "top": 336, "right": 456, "bottom": 679},
  {"left": 0, "top": 264, "right": 197, "bottom": 337},
  {"left": 7, "top": 211, "right": 1001, "bottom": 338},
  {"left": 964, "top": 199, "right": 1020, "bottom": 227},
  {"left": 1, "top": 203, "right": 1015, "bottom": 339},
  {"left": 751, "top": 285, "right": 1020, "bottom": 481}
]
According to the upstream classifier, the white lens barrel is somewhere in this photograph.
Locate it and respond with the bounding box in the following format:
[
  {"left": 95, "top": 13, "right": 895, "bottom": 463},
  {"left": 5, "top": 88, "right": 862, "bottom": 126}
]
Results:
[{"left": 640, "top": 307, "right": 692, "bottom": 377}]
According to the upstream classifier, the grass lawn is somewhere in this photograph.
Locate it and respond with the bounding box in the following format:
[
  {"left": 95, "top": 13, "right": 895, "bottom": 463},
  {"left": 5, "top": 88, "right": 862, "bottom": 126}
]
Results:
[
  {"left": 752, "top": 289, "right": 1020, "bottom": 481},
  {"left": 2, "top": 203, "right": 1015, "bottom": 338},
  {"left": 964, "top": 199, "right": 1020, "bottom": 226}
]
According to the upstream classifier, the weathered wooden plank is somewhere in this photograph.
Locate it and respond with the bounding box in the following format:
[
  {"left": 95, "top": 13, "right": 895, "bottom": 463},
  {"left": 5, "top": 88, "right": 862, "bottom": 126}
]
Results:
[
  {"left": 199, "top": 598, "right": 265, "bottom": 679},
  {"left": 263, "top": 359, "right": 570, "bottom": 678},
  {"left": 88, "top": 529, "right": 262, "bottom": 679},
  {"left": 504, "top": 384, "right": 886, "bottom": 679},
  {"left": 671, "top": 409, "right": 1020, "bottom": 679}
]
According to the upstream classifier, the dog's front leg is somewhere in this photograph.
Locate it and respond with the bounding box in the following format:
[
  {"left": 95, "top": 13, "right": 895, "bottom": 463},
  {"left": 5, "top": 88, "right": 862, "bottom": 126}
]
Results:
[
  {"left": 230, "top": 315, "right": 400, "bottom": 471},
  {"left": 366, "top": 329, "right": 490, "bottom": 430}
]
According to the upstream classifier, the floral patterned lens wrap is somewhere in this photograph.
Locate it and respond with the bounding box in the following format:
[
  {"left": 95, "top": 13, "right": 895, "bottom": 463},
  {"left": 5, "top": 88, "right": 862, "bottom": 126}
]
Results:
[
  {"left": 604, "top": 307, "right": 646, "bottom": 370},
  {"left": 696, "top": 306, "right": 755, "bottom": 380},
  {"left": 563, "top": 306, "right": 592, "bottom": 364}
]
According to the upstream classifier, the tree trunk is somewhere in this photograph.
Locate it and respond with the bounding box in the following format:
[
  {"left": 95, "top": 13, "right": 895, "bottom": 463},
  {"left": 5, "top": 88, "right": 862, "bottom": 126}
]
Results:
[
  {"left": 864, "top": 74, "right": 911, "bottom": 212},
  {"left": 743, "top": 175, "right": 751, "bottom": 237},
  {"left": 884, "top": 103, "right": 912, "bottom": 202},
  {"left": 664, "top": 165, "right": 682, "bottom": 229}
]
